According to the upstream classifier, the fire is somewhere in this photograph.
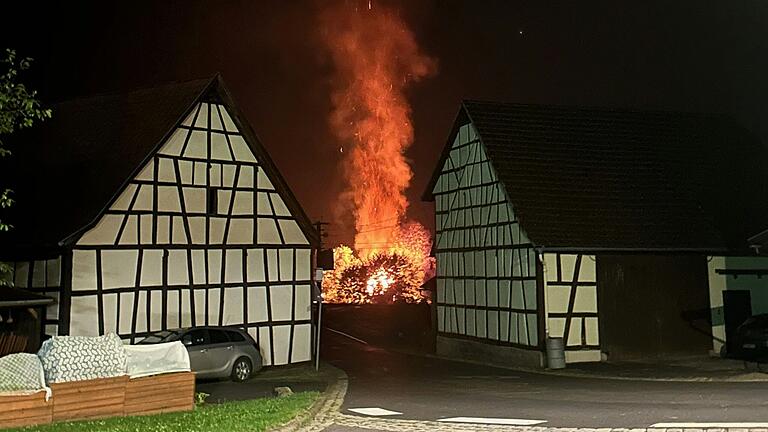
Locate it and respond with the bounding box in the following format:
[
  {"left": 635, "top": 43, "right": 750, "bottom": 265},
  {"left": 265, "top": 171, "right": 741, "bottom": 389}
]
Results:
[
  {"left": 322, "top": 223, "right": 436, "bottom": 304},
  {"left": 318, "top": 1, "right": 437, "bottom": 303},
  {"left": 366, "top": 268, "right": 394, "bottom": 296}
]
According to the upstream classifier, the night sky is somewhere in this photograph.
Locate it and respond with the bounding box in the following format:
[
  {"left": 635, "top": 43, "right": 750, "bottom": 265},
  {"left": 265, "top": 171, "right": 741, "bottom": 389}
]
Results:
[{"left": 3, "top": 0, "right": 768, "bottom": 247}]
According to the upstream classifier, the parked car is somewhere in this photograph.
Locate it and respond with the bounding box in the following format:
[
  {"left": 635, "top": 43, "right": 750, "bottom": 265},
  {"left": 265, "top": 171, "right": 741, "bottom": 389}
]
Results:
[
  {"left": 735, "top": 314, "right": 768, "bottom": 362},
  {"left": 138, "top": 327, "right": 263, "bottom": 382}
]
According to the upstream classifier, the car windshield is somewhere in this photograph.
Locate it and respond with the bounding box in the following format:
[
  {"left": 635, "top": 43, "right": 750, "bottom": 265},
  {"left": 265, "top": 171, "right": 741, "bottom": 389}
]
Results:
[{"left": 137, "top": 330, "right": 179, "bottom": 344}]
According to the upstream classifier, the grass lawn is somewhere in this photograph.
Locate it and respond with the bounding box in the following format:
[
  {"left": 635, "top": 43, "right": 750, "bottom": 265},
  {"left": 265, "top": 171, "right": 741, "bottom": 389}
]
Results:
[{"left": 7, "top": 392, "right": 320, "bottom": 432}]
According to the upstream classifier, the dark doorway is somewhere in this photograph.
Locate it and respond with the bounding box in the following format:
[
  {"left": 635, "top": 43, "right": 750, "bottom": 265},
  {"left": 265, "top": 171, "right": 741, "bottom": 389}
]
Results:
[
  {"left": 722, "top": 290, "right": 752, "bottom": 355},
  {"left": 597, "top": 254, "right": 712, "bottom": 360}
]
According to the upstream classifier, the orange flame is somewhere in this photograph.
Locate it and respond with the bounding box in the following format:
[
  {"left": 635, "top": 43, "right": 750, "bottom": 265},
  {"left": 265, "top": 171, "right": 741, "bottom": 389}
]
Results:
[
  {"left": 319, "top": 1, "right": 436, "bottom": 256},
  {"left": 319, "top": 1, "right": 437, "bottom": 303}
]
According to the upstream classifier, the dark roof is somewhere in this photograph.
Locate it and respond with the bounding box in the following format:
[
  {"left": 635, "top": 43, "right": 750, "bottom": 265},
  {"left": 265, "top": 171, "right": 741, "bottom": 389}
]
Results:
[
  {"left": 1, "top": 76, "right": 318, "bottom": 257},
  {"left": 425, "top": 101, "right": 768, "bottom": 253},
  {"left": 0, "top": 286, "right": 55, "bottom": 308}
]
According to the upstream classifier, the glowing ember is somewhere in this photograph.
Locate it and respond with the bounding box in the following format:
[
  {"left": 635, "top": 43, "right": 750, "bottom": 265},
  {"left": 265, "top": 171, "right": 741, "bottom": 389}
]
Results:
[{"left": 318, "top": 1, "right": 436, "bottom": 303}]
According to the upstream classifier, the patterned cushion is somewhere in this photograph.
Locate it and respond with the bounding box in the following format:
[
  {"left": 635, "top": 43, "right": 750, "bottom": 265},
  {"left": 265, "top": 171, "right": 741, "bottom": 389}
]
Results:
[
  {"left": 0, "top": 353, "right": 47, "bottom": 394},
  {"left": 37, "top": 333, "right": 127, "bottom": 384}
]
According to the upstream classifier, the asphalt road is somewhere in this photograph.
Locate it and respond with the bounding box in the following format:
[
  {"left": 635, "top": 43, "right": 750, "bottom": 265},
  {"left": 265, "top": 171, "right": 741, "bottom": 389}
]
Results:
[{"left": 321, "top": 329, "right": 768, "bottom": 428}]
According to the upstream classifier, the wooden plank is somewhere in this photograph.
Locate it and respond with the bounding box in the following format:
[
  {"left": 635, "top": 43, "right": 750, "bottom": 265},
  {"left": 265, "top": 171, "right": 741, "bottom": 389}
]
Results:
[
  {"left": 125, "top": 404, "right": 194, "bottom": 416},
  {"left": 0, "top": 406, "right": 53, "bottom": 421},
  {"left": 51, "top": 376, "right": 128, "bottom": 422},
  {"left": 125, "top": 379, "right": 195, "bottom": 392},
  {"left": 50, "top": 376, "right": 128, "bottom": 395},
  {"left": 123, "top": 372, "right": 195, "bottom": 416},
  {"left": 126, "top": 388, "right": 193, "bottom": 402},
  {"left": 126, "top": 373, "right": 194, "bottom": 388},
  {"left": 127, "top": 373, "right": 191, "bottom": 384},
  {"left": 125, "top": 397, "right": 193, "bottom": 410},
  {"left": 54, "top": 395, "right": 126, "bottom": 411},
  {"left": 125, "top": 393, "right": 192, "bottom": 407},
  {"left": 0, "top": 394, "right": 51, "bottom": 411},
  {"left": 127, "top": 383, "right": 195, "bottom": 395},
  {"left": 126, "top": 402, "right": 194, "bottom": 416},
  {"left": 125, "top": 371, "right": 194, "bottom": 387},
  {"left": 0, "top": 392, "right": 52, "bottom": 428},
  {"left": 53, "top": 396, "right": 125, "bottom": 421}
]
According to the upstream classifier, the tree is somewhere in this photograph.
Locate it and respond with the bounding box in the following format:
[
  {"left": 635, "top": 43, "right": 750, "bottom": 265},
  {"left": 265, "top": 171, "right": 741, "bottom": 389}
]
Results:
[{"left": 0, "top": 49, "right": 51, "bottom": 285}]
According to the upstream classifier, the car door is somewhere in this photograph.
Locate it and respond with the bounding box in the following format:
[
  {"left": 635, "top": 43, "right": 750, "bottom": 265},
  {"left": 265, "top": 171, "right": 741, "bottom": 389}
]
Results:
[
  {"left": 206, "top": 329, "right": 233, "bottom": 376},
  {"left": 181, "top": 329, "right": 213, "bottom": 376}
]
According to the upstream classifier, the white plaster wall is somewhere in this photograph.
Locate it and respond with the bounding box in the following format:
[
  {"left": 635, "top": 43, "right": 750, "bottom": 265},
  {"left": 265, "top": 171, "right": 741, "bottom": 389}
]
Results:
[{"left": 66, "top": 102, "right": 313, "bottom": 366}]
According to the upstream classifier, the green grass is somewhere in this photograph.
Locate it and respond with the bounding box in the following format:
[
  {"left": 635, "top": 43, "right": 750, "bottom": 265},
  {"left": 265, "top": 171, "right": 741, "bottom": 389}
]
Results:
[{"left": 8, "top": 392, "right": 320, "bottom": 432}]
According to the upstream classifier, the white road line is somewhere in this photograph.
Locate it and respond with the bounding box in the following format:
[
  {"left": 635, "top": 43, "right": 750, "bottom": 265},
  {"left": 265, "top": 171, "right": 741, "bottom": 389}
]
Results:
[
  {"left": 438, "top": 417, "right": 547, "bottom": 426},
  {"left": 348, "top": 407, "right": 403, "bottom": 416},
  {"left": 651, "top": 423, "right": 768, "bottom": 428}
]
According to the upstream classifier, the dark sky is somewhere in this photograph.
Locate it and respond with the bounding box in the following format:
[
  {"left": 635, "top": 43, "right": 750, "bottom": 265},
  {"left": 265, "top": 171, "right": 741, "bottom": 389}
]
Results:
[{"left": 3, "top": 1, "right": 768, "bottom": 247}]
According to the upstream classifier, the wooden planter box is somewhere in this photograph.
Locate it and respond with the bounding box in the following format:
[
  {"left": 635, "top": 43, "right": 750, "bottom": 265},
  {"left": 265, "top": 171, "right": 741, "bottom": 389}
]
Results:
[
  {"left": 124, "top": 372, "right": 195, "bottom": 416},
  {"left": 50, "top": 375, "right": 129, "bottom": 422},
  {"left": 0, "top": 391, "right": 52, "bottom": 428},
  {"left": 0, "top": 372, "right": 193, "bottom": 428}
]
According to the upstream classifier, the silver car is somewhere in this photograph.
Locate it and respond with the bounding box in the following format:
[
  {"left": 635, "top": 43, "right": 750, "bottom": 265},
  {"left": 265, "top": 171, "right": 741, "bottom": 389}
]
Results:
[{"left": 138, "top": 327, "right": 263, "bottom": 382}]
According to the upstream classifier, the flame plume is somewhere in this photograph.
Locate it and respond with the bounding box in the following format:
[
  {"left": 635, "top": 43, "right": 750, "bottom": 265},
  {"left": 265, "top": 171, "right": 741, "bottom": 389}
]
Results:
[{"left": 319, "top": 1, "right": 437, "bottom": 303}]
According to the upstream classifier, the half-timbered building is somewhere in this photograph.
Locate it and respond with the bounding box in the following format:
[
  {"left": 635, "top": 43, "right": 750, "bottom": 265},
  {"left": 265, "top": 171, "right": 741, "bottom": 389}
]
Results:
[
  {"left": 0, "top": 76, "right": 318, "bottom": 366},
  {"left": 424, "top": 101, "right": 768, "bottom": 367}
]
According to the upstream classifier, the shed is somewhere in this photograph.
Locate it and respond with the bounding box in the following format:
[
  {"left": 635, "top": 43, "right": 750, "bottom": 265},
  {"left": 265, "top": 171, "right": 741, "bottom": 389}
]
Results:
[{"left": 424, "top": 100, "right": 768, "bottom": 365}]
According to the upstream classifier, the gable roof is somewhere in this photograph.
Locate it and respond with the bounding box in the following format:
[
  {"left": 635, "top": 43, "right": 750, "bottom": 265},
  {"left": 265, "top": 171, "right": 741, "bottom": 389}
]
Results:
[
  {"left": 425, "top": 101, "right": 768, "bottom": 254},
  {"left": 1, "top": 75, "right": 318, "bottom": 258}
]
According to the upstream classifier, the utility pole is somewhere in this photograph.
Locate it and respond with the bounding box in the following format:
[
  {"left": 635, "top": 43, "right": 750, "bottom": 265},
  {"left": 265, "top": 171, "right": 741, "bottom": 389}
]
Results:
[
  {"left": 313, "top": 220, "right": 329, "bottom": 371},
  {"left": 314, "top": 221, "right": 329, "bottom": 250}
]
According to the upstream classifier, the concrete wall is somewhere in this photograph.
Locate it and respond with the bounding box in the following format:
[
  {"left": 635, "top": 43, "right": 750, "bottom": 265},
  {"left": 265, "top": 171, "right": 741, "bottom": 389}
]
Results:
[{"left": 436, "top": 335, "right": 544, "bottom": 369}]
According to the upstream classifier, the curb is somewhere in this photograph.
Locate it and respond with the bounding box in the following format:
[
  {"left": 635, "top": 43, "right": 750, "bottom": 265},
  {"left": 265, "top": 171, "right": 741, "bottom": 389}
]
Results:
[{"left": 269, "top": 364, "right": 349, "bottom": 432}]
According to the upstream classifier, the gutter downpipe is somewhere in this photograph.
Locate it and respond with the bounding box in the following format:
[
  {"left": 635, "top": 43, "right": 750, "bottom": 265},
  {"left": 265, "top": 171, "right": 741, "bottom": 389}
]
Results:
[{"left": 536, "top": 247, "right": 549, "bottom": 338}]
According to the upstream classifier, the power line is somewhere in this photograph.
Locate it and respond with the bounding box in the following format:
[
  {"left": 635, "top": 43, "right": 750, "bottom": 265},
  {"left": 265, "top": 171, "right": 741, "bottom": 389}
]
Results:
[
  {"left": 357, "top": 216, "right": 401, "bottom": 227},
  {"left": 355, "top": 225, "right": 399, "bottom": 235}
]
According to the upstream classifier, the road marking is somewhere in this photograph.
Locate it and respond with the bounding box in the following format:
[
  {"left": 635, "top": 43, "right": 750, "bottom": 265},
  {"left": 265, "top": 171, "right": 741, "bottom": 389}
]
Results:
[
  {"left": 651, "top": 423, "right": 768, "bottom": 428},
  {"left": 326, "top": 327, "right": 369, "bottom": 345},
  {"left": 348, "top": 407, "right": 402, "bottom": 416},
  {"left": 438, "top": 417, "right": 547, "bottom": 426}
]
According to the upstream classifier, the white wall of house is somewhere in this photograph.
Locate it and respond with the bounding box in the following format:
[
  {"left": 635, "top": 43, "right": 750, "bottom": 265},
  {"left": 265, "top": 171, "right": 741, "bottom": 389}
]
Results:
[
  {"left": 542, "top": 253, "right": 600, "bottom": 363},
  {"left": 433, "top": 123, "right": 540, "bottom": 349},
  {"left": 63, "top": 101, "right": 312, "bottom": 366},
  {"left": 707, "top": 255, "right": 768, "bottom": 354}
]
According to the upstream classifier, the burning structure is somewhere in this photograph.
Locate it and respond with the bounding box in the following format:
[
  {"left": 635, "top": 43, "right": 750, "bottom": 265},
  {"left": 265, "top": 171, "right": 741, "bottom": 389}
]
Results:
[{"left": 318, "top": 2, "right": 436, "bottom": 303}]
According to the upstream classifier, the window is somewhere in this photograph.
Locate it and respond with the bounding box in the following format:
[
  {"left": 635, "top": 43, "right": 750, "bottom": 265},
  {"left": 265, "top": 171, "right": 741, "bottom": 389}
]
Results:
[
  {"left": 209, "top": 329, "right": 229, "bottom": 344},
  {"left": 182, "top": 329, "right": 208, "bottom": 346},
  {"left": 227, "top": 331, "right": 246, "bottom": 342}
]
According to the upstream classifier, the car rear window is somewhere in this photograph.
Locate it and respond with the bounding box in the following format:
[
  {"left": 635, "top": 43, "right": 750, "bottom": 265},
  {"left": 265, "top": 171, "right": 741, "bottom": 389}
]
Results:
[
  {"left": 209, "top": 330, "right": 230, "bottom": 344},
  {"left": 227, "top": 331, "right": 246, "bottom": 342}
]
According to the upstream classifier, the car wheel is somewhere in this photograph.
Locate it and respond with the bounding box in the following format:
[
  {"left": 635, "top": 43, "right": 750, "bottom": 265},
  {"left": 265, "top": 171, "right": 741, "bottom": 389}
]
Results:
[{"left": 231, "top": 357, "right": 252, "bottom": 382}]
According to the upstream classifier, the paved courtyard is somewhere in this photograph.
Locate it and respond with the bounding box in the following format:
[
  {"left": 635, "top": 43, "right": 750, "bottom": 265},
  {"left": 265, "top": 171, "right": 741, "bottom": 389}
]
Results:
[{"left": 311, "top": 328, "right": 768, "bottom": 431}]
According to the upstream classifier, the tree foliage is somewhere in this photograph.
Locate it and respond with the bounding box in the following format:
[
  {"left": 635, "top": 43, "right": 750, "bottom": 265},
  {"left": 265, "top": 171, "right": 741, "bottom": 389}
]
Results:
[{"left": 0, "top": 49, "right": 51, "bottom": 284}]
